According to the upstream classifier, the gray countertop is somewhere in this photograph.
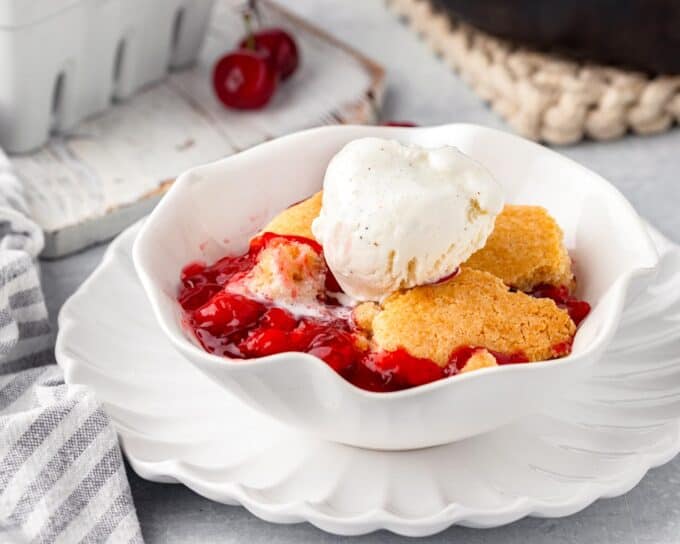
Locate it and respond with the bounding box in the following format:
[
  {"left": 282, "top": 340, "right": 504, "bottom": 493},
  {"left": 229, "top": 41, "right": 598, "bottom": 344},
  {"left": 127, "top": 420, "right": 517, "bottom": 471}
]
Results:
[{"left": 41, "top": 1, "right": 680, "bottom": 542}]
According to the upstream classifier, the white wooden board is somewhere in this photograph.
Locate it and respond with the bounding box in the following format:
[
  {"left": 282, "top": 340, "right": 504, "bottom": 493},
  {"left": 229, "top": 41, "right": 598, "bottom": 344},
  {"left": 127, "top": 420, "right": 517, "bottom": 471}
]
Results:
[{"left": 10, "top": 0, "right": 384, "bottom": 258}]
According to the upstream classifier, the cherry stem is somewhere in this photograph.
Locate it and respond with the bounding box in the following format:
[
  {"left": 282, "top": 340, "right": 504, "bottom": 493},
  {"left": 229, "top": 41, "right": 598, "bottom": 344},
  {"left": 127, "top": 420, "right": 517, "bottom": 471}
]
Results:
[
  {"left": 243, "top": 11, "right": 256, "bottom": 50},
  {"left": 366, "top": 90, "right": 382, "bottom": 124}
]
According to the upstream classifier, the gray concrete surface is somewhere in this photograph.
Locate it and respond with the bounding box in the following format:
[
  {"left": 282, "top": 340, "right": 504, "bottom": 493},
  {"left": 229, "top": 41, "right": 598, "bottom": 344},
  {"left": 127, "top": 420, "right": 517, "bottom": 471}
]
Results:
[{"left": 41, "top": 1, "right": 680, "bottom": 542}]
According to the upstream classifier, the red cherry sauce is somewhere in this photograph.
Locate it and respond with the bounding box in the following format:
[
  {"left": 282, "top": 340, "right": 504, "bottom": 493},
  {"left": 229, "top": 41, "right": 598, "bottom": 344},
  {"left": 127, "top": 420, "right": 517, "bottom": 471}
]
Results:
[
  {"left": 528, "top": 283, "right": 590, "bottom": 358},
  {"left": 529, "top": 284, "right": 591, "bottom": 326},
  {"left": 178, "top": 234, "right": 570, "bottom": 392}
]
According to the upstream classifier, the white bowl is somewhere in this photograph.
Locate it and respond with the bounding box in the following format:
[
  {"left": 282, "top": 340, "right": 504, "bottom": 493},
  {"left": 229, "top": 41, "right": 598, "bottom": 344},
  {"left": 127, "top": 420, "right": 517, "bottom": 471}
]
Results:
[{"left": 133, "top": 124, "right": 659, "bottom": 450}]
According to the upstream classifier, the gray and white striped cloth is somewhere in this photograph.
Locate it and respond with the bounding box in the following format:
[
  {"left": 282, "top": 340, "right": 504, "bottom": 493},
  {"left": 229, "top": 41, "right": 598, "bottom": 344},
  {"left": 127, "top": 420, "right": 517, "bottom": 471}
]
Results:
[{"left": 0, "top": 150, "right": 142, "bottom": 543}]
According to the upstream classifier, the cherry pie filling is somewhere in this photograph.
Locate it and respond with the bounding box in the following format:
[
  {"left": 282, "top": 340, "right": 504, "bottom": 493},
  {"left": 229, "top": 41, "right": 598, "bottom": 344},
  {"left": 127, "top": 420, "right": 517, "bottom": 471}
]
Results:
[{"left": 178, "top": 233, "right": 590, "bottom": 392}]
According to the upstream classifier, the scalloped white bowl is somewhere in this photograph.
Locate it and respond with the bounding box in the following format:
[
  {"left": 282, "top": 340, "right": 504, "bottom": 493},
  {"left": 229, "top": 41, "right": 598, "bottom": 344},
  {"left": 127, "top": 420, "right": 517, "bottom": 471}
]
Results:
[{"left": 133, "top": 123, "right": 659, "bottom": 450}]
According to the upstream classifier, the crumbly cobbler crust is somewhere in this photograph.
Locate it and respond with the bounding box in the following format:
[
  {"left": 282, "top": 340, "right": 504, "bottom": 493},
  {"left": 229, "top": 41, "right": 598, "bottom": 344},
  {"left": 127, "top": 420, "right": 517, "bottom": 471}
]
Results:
[
  {"left": 465, "top": 205, "right": 574, "bottom": 292},
  {"left": 356, "top": 268, "right": 575, "bottom": 366},
  {"left": 262, "top": 191, "right": 323, "bottom": 241},
  {"left": 259, "top": 192, "right": 578, "bottom": 366}
]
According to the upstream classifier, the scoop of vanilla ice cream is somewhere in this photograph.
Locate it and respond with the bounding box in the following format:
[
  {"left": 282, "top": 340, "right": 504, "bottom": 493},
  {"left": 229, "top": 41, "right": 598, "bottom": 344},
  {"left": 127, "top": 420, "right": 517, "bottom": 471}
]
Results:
[{"left": 311, "top": 137, "right": 504, "bottom": 302}]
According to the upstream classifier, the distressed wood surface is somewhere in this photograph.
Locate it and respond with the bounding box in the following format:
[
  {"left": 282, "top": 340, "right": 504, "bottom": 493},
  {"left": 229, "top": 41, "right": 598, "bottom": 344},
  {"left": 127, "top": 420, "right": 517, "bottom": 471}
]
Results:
[{"left": 10, "top": 0, "right": 384, "bottom": 258}]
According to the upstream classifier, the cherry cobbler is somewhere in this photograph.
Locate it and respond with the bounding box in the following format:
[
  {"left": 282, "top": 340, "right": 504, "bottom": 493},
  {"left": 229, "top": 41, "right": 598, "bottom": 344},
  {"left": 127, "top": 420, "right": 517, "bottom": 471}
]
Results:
[{"left": 177, "top": 192, "right": 590, "bottom": 392}]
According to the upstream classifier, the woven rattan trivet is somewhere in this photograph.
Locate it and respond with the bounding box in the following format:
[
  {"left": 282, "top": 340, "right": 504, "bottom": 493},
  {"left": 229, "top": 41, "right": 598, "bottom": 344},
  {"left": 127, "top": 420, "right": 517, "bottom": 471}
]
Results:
[{"left": 388, "top": 0, "right": 680, "bottom": 144}]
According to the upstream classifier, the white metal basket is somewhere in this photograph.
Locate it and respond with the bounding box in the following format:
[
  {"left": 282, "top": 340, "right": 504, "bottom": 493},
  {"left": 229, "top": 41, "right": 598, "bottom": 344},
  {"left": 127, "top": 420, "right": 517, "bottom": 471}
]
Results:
[{"left": 0, "top": 0, "right": 215, "bottom": 153}]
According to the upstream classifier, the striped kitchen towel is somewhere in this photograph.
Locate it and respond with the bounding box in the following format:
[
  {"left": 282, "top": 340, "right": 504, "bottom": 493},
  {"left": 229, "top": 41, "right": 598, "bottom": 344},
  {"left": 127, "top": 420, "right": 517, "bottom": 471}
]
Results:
[{"left": 0, "top": 151, "right": 143, "bottom": 543}]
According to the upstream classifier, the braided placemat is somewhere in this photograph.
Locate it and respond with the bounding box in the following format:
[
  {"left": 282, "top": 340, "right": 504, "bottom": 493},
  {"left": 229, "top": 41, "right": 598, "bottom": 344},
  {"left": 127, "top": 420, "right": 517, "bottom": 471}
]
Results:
[{"left": 388, "top": 0, "right": 680, "bottom": 144}]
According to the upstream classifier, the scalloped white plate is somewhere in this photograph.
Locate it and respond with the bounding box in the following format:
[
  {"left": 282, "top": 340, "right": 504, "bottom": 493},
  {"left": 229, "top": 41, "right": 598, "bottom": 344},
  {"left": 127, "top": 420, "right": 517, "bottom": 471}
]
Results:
[{"left": 57, "top": 221, "right": 680, "bottom": 536}]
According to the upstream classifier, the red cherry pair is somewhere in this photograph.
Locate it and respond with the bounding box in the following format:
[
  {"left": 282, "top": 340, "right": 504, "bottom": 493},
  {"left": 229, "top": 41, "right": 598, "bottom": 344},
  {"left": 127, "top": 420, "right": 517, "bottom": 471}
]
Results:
[{"left": 213, "top": 27, "right": 299, "bottom": 110}]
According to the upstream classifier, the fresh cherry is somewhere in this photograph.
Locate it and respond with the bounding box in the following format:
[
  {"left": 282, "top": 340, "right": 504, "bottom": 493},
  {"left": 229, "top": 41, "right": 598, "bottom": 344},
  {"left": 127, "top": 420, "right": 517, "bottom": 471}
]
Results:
[
  {"left": 213, "top": 50, "right": 278, "bottom": 110},
  {"left": 239, "top": 28, "right": 299, "bottom": 80}
]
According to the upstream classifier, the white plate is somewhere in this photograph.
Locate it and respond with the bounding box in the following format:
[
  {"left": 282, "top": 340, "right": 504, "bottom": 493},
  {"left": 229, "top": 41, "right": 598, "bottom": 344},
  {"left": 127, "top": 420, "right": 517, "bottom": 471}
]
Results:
[{"left": 57, "top": 222, "right": 680, "bottom": 536}]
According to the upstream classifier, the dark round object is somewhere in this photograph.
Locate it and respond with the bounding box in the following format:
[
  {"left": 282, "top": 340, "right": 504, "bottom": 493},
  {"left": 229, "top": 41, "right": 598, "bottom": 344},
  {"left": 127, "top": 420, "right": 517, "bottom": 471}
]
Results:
[
  {"left": 432, "top": 0, "right": 680, "bottom": 74},
  {"left": 212, "top": 49, "right": 278, "bottom": 110},
  {"left": 239, "top": 28, "right": 300, "bottom": 80}
]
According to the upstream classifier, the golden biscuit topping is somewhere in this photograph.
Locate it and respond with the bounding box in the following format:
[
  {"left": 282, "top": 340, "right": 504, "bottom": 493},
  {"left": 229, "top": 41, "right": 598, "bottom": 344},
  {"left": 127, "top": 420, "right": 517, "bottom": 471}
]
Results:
[
  {"left": 368, "top": 268, "right": 575, "bottom": 366},
  {"left": 464, "top": 205, "right": 574, "bottom": 292},
  {"left": 262, "top": 191, "right": 323, "bottom": 241}
]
